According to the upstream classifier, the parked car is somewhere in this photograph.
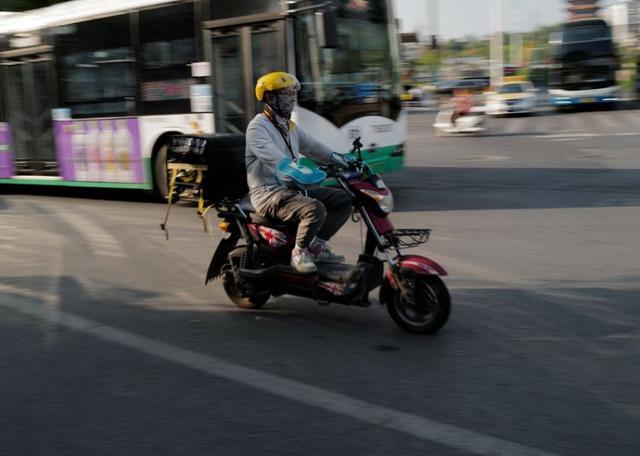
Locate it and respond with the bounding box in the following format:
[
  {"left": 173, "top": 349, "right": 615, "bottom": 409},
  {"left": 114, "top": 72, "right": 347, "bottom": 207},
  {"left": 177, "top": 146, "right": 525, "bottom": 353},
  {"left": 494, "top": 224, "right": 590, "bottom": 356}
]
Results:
[{"left": 401, "top": 84, "right": 435, "bottom": 107}]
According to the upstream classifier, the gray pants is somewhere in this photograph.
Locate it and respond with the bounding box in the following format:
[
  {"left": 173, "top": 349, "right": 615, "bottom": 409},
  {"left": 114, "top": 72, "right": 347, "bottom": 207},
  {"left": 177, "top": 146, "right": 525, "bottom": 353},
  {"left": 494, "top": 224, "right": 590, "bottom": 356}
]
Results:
[{"left": 254, "top": 187, "right": 352, "bottom": 249}]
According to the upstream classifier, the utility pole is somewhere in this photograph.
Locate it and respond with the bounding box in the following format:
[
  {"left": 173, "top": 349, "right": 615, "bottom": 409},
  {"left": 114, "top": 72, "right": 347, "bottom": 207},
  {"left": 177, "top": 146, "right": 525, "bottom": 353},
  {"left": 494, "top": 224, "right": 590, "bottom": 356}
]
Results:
[
  {"left": 427, "top": 0, "right": 439, "bottom": 39},
  {"left": 490, "top": 0, "right": 504, "bottom": 88},
  {"left": 510, "top": 0, "right": 524, "bottom": 67},
  {"left": 510, "top": 34, "right": 523, "bottom": 67}
]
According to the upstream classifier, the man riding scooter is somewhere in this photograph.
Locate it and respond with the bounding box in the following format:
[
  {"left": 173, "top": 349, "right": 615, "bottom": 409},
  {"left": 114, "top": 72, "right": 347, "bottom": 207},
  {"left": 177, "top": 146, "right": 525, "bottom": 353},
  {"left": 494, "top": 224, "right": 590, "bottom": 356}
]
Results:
[
  {"left": 246, "top": 71, "right": 353, "bottom": 274},
  {"left": 433, "top": 86, "right": 486, "bottom": 136},
  {"left": 450, "top": 88, "right": 473, "bottom": 126}
]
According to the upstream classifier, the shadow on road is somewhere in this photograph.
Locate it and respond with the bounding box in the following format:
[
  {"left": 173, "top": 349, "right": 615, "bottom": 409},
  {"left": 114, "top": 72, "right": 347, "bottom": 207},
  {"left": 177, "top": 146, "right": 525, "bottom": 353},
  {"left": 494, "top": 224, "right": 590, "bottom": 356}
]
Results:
[
  {"left": 384, "top": 167, "right": 640, "bottom": 212},
  {"left": 4, "top": 271, "right": 640, "bottom": 456},
  {"left": 4, "top": 166, "right": 640, "bottom": 215}
]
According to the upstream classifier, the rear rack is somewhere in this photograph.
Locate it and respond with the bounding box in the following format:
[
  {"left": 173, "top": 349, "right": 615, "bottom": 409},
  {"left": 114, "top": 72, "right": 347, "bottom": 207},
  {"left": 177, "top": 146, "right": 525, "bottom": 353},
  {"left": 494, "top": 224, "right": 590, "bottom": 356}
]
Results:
[{"left": 385, "top": 229, "right": 431, "bottom": 248}]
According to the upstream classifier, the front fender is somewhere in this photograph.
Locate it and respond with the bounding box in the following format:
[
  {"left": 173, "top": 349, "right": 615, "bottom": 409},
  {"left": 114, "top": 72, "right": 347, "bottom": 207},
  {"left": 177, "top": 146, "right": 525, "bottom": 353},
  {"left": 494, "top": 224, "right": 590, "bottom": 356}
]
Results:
[{"left": 385, "top": 255, "right": 448, "bottom": 285}]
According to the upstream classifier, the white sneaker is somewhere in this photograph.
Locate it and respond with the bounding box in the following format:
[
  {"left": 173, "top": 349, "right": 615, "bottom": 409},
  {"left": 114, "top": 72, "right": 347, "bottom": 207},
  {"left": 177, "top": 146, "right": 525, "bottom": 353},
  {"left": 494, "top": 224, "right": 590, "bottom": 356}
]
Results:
[
  {"left": 310, "top": 240, "right": 345, "bottom": 263},
  {"left": 291, "top": 247, "right": 318, "bottom": 273}
]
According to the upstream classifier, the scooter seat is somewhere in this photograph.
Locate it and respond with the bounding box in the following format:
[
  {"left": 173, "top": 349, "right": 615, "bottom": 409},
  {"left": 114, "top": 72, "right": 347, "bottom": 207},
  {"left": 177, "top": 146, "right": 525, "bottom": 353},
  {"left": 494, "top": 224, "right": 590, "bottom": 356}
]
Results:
[{"left": 237, "top": 195, "right": 290, "bottom": 228}]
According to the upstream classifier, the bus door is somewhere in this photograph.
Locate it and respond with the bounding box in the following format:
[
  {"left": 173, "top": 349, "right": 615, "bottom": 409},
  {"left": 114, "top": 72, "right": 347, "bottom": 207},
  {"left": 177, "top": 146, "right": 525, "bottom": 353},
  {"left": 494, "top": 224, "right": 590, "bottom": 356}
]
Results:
[
  {"left": 206, "top": 19, "right": 286, "bottom": 133},
  {"left": 0, "top": 48, "right": 56, "bottom": 176}
]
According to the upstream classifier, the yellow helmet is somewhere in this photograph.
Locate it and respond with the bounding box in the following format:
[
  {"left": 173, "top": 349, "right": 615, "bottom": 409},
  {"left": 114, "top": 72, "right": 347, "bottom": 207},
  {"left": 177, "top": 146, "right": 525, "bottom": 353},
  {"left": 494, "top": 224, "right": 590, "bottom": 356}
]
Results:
[{"left": 255, "top": 71, "right": 300, "bottom": 101}]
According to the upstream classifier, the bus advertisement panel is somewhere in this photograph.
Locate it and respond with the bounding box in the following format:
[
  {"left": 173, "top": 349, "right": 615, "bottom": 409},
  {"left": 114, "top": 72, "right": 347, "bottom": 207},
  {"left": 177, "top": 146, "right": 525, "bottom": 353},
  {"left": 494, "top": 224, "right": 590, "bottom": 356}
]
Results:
[
  {"left": 0, "top": 0, "right": 405, "bottom": 197},
  {"left": 53, "top": 118, "right": 144, "bottom": 183}
]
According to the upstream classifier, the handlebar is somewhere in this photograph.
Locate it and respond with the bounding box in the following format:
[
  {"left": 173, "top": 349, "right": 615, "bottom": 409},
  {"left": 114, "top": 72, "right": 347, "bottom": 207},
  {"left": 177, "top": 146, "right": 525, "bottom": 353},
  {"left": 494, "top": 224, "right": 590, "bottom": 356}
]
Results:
[
  {"left": 320, "top": 159, "right": 368, "bottom": 181},
  {"left": 320, "top": 137, "right": 369, "bottom": 179}
]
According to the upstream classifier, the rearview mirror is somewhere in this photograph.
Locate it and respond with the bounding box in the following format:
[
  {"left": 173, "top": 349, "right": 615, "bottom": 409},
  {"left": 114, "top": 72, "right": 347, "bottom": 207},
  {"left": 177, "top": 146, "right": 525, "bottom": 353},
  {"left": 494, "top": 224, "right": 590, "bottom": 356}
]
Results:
[{"left": 315, "top": 8, "right": 339, "bottom": 48}]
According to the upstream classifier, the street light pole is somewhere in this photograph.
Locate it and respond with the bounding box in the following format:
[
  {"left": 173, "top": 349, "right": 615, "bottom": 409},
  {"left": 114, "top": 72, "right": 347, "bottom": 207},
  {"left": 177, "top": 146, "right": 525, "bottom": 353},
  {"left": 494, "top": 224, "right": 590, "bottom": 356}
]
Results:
[
  {"left": 490, "top": 0, "right": 504, "bottom": 88},
  {"left": 428, "top": 0, "right": 439, "bottom": 38}
]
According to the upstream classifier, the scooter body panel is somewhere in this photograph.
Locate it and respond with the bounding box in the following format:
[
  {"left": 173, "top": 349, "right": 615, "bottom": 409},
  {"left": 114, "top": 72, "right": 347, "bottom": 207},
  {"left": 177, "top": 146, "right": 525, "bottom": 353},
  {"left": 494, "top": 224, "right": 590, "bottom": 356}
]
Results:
[{"left": 237, "top": 255, "right": 383, "bottom": 306}]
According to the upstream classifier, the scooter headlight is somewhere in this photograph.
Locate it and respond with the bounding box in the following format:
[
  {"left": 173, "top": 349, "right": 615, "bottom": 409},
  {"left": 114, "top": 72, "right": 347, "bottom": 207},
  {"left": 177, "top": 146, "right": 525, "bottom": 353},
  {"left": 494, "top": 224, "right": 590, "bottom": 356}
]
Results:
[{"left": 360, "top": 189, "right": 394, "bottom": 213}]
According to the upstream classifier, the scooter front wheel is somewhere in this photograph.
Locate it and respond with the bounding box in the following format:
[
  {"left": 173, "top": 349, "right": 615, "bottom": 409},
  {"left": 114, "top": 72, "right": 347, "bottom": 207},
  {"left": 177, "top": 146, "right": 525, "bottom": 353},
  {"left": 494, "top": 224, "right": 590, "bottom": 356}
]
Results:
[{"left": 381, "top": 275, "right": 451, "bottom": 334}]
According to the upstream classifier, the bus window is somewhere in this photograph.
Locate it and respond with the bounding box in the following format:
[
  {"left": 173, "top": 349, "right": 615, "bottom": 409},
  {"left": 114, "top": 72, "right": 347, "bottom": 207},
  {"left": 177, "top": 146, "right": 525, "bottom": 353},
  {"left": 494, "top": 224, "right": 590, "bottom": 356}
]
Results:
[
  {"left": 139, "top": 2, "right": 196, "bottom": 115},
  {"left": 208, "top": 0, "right": 280, "bottom": 20},
  {"left": 293, "top": 1, "right": 402, "bottom": 127},
  {"left": 562, "top": 25, "right": 611, "bottom": 43},
  {"left": 55, "top": 14, "right": 135, "bottom": 118}
]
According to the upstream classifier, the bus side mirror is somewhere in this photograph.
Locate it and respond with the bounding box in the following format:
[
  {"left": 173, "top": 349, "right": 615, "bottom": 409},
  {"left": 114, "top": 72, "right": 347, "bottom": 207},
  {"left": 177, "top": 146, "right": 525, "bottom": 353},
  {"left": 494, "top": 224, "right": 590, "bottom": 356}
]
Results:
[{"left": 315, "top": 9, "right": 339, "bottom": 48}]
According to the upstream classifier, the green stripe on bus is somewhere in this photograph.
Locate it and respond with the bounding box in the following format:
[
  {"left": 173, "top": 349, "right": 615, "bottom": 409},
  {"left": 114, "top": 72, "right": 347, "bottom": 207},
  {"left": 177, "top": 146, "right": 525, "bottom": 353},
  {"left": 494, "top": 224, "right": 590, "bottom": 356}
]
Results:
[
  {"left": 0, "top": 179, "right": 153, "bottom": 190},
  {"left": 0, "top": 158, "right": 155, "bottom": 190},
  {"left": 299, "top": 143, "right": 404, "bottom": 174}
]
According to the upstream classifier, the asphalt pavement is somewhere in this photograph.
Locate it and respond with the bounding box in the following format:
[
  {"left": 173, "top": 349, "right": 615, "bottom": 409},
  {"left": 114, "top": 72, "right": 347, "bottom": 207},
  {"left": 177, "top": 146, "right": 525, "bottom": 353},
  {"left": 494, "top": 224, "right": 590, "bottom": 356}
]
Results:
[{"left": 1, "top": 108, "right": 640, "bottom": 456}]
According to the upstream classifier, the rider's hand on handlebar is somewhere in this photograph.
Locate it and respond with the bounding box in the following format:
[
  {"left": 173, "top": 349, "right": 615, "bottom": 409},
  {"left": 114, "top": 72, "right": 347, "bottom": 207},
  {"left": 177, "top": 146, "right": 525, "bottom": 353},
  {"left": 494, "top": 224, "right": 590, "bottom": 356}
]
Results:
[{"left": 330, "top": 152, "right": 355, "bottom": 170}]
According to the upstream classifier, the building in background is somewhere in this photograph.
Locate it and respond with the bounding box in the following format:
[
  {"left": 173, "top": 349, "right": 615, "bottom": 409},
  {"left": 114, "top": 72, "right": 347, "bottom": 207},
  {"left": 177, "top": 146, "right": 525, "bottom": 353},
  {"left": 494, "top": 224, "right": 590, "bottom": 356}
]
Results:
[
  {"left": 400, "top": 32, "right": 423, "bottom": 64},
  {"left": 602, "top": 0, "right": 640, "bottom": 47},
  {"left": 567, "top": 0, "right": 601, "bottom": 20}
]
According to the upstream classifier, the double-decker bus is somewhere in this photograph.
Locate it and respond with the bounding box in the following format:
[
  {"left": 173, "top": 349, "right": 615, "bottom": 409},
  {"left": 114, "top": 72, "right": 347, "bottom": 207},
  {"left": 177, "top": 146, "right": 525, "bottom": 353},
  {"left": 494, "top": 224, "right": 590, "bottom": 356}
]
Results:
[
  {"left": 548, "top": 18, "right": 620, "bottom": 109},
  {"left": 0, "top": 0, "right": 405, "bottom": 197}
]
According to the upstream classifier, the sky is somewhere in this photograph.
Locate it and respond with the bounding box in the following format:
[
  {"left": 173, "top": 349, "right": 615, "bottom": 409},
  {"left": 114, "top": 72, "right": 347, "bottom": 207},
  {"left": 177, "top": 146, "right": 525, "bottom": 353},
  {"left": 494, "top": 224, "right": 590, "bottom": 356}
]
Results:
[{"left": 393, "top": 0, "right": 618, "bottom": 39}]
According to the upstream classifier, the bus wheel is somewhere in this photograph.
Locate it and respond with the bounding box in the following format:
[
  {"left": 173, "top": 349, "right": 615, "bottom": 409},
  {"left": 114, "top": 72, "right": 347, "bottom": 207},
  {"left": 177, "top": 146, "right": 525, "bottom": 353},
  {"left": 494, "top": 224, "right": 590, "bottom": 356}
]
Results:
[{"left": 153, "top": 142, "right": 178, "bottom": 201}]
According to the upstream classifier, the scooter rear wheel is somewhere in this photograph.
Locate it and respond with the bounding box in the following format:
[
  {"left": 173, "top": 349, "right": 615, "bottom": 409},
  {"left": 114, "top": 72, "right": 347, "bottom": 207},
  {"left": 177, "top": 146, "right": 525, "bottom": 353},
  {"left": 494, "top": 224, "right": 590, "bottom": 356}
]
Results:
[
  {"left": 222, "top": 265, "right": 270, "bottom": 309},
  {"left": 221, "top": 247, "right": 270, "bottom": 309},
  {"left": 381, "top": 276, "right": 451, "bottom": 334}
]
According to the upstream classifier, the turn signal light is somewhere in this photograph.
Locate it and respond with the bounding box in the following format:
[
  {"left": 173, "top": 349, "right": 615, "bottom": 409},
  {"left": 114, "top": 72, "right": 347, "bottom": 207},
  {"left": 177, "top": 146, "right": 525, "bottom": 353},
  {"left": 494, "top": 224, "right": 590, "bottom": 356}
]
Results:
[{"left": 218, "top": 221, "right": 230, "bottom": 232}]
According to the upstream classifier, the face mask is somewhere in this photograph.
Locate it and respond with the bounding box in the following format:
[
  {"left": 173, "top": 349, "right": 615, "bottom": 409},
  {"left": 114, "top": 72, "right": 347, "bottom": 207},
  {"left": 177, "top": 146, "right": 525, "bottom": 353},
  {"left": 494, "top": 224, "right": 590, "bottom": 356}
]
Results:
[{"left": 274, "top": 89, "right": 297, "bottom": 119}]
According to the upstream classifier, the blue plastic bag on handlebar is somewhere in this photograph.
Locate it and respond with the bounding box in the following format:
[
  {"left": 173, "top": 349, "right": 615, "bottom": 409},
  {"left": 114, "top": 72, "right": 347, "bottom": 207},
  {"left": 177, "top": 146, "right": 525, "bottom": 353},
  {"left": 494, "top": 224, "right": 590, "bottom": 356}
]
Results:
[{"left": 275, "top": 158, "right": 327, "bottom": 189}]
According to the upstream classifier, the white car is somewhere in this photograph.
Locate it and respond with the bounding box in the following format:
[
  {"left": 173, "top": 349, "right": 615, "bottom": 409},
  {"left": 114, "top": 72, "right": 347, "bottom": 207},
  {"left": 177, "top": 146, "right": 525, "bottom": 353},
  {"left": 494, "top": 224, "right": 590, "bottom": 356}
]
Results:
[{"left": 486, "top": 81, "right": 537, "bottom": 116}]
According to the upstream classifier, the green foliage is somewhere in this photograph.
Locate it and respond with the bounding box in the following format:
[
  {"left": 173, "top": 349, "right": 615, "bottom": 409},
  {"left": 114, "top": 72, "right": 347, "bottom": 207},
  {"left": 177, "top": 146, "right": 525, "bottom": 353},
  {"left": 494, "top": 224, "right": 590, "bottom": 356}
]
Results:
[
  {"left": 418, "top": 50, "right": 439, "bottom": 70},
  {"left": 409, "top": 25, "right": 561, "bottom": 77}
]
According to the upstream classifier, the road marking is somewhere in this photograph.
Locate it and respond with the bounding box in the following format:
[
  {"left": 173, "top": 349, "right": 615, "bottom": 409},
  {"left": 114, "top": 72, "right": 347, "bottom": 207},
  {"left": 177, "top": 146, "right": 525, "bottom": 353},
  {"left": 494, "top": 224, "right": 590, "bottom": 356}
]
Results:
[
  {"left": 56, "top": 210, "right": 126, "bottom": 258},
  {"left": 536, "top": 132, "right": 640, "bottom": 141},
  {"left": 0, "top": 292, "right": 560, "bottom": 456},
  {"left": 456, "top": 155, "right": 510, "bottom": 162},
  {"left": 541, "top": 132, "right": 600, "bottom": 139}
]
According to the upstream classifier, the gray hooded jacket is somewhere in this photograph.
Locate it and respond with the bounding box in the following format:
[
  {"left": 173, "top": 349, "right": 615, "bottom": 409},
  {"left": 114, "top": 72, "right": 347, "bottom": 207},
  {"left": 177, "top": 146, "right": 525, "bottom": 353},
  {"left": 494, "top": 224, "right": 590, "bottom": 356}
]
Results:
[{"left": 245, "top": 113, "right": 335, "bottom": 209}]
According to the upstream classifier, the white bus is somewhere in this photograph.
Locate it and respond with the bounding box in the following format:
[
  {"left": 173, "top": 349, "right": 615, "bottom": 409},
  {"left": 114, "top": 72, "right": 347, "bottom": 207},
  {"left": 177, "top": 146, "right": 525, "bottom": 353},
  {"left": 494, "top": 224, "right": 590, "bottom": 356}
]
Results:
[{"left": 0, "top": 0, "right": 406, "bottom": 197}]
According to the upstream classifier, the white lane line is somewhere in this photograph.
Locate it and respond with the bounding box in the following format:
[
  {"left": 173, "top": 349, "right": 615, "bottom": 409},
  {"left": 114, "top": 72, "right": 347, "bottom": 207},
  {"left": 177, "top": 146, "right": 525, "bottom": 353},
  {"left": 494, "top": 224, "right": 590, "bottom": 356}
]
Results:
[
  {"left": 56, "top": 211, "right": 126, "bottom": 258},
  {"left": 0, "top": 293, "right": 559, "bottom": 456},
  {"left": 540, "top": 132, "right": 599, "bottom": 139}
]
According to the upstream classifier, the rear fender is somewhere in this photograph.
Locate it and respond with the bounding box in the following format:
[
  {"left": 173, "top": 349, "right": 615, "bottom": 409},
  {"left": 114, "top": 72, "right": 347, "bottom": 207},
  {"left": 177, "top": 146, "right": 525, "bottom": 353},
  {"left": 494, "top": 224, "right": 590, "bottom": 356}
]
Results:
[
  {"left": 385, "top": 255, "right": 447, "bottom": 289},
  {"left": 206, "top": 229, "right": 240, "bottom": 284}
]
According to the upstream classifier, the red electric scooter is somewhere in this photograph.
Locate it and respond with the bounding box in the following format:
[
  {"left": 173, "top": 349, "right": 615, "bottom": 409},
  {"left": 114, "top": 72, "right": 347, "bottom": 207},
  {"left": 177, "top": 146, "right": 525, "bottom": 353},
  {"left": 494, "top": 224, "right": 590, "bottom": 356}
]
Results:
[{"left": 204, "top": 138, "right": 451, "bottom": 334}]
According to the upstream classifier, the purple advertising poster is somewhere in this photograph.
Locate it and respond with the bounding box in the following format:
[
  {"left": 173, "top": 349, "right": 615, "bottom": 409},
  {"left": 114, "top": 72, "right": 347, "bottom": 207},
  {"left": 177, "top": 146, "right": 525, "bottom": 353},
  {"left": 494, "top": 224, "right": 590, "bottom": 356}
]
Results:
[
  {"left": 0, "top": 123, "right": 14, "bottom": 178},
  {"left": 54, "top": 117, "right": 144, "bottom": 183}
]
